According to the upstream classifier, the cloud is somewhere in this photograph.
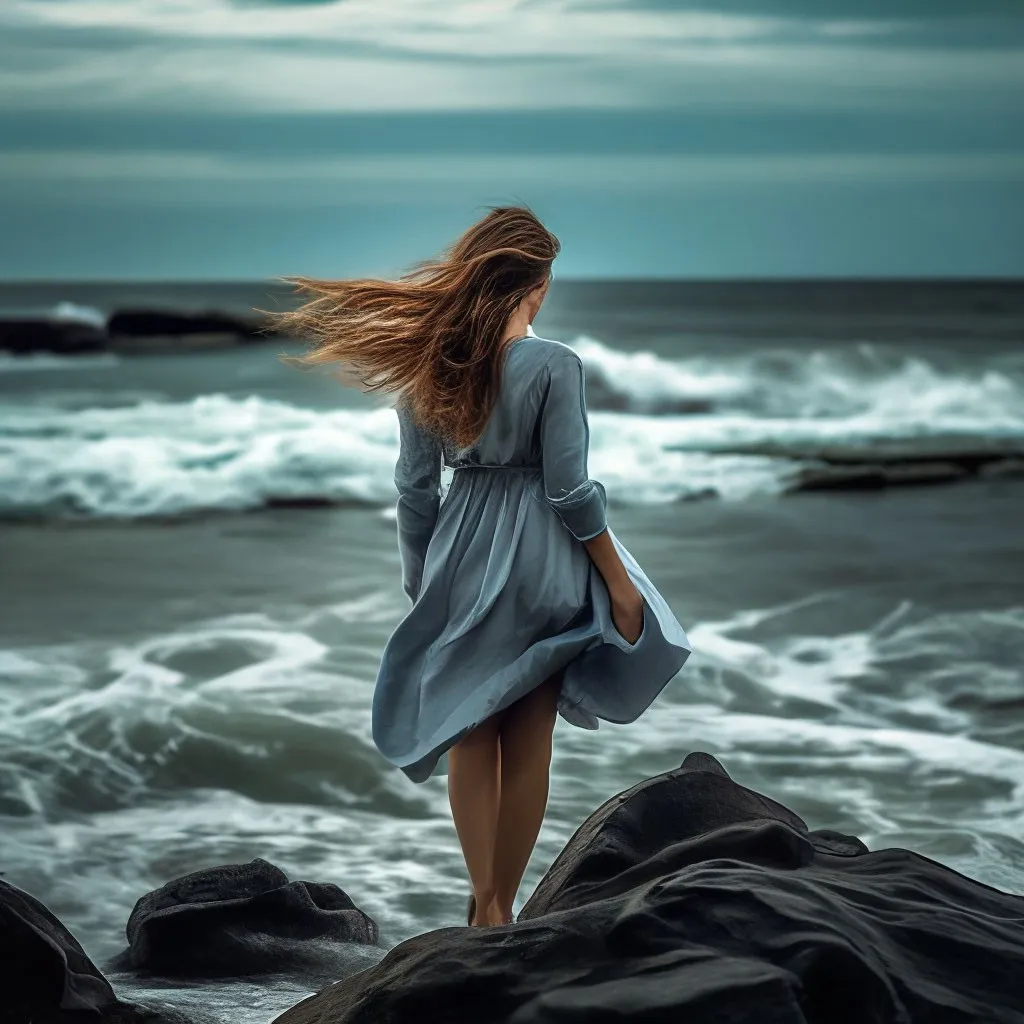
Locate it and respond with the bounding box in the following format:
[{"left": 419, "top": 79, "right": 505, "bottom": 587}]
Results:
[
  {"left": 5, "top": 0, "right": 780, "bottom": 53},
  {"left": 0, "top": 0, "right": 1019, "bottom": 278},
  {"left": 1, "top": 0, "right": 1021, "bottom": 114},
  {"left": 3, "top": 150, "right": 1022, "bottom": 211},
  {"left": 619, "top": 0, "right": 1022, "bottom": 15}
]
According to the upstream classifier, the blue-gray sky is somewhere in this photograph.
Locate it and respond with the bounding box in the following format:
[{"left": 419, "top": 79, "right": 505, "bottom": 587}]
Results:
[{"left": 1, "top": 0, "right": 1022, "bottom": 280}]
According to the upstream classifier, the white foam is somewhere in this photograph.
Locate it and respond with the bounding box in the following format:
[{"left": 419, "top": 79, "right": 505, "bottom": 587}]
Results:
[
  {"left": 681, "top": 600, "right": 1024, "bottom": 739},
  {"left": 0, "top": 603, "right": 400, "bottom": 823},
  {"left": 573, "top": 335, "right": 748, "bottom": 411},
  {"left": 3, "top": 595, "right": 1023, "bottom": 945},
  {"left": 1, "top": 335, "right": 1022, "bottom": 519},
  {"left": 50, "top": 302, "right": 108, "bottom": 329},
  {"left": 0, "top": 393, "right": 794, "bottom": 518},
  {"left": 561, "top": 598, "right": 1024, "bottom": 863},
  {"left": 573, "top": 334, "right": 1024, "bottom": 429},
  {"left": 0, "top": 395, "right": 402, "bottom": 517}
]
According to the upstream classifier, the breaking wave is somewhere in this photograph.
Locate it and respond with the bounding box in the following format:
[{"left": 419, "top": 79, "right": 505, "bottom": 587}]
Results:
[{"left": 1, "top": 337, "right": 1022, "bottom": 519}]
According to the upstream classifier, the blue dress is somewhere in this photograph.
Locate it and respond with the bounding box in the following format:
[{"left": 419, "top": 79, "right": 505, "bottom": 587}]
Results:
[{"left": 372, "top": 334, "right": 691, "bottom": 783}]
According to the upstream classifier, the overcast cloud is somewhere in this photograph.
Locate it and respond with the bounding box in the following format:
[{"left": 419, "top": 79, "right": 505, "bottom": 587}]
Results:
[{"left": 1, "top": 0, "right": 1021, "bottom": 278}]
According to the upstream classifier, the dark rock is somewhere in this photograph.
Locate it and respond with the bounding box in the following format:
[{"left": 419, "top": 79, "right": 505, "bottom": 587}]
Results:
[
  {"left": 107, "top": 310, "right": 265, "bottom": 351},
  {"left": 0, "top": 307, "right": 287, "bottom": 358},
  {"left": 518, "top": 749, "right": 865, "bottom": 917},
  {"left": 0, "top": 318, "right": 108, "bottom": 355},
  {"left": 274, "top": 752, "right": 1024, "bottom": 1024},
  {"left": 0, "top": 878, "right": 207, "bottom": 1024},
  {"left": 116, "top": 858, "right": 380, "bottom": 978},
  {"left": 264, "top": 496, "right": 342, "bottom": 510},
  {"left": 691, "top": 438, "right": 1024, "bottom": 468},
  {"left": 665, "top": 439, "right": 1024, "bottom": 494},
  {"left": 1, "top": 876, "right": 117, "bottom": 1017},
  {"left": 791, "top": 461, "right": 971, "bottom": 492},
  {"left": 982, "top": 458, "right": 1024, "bottom": 480}
]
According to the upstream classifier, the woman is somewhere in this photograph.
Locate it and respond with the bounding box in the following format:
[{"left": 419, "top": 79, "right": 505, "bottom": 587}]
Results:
[{"left": 273, "top": 206, "right": 690, "bottom": 929}]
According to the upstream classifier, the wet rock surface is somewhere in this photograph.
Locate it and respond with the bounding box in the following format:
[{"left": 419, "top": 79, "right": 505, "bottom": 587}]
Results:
[
  {"left": 5, "top": 758, "right": 1023, "bottom": 1023},
  {"left": 111, "top": 858, "right": 379, "bottom": 978},
  {"left": 0, "top": 877, "right": 210, "bottom": 1023},
  {"left": 273, "top": 752, "right": 1024, "bottom": 1024},
  {"left": 1, "top": 859, "right": 381, "bottom": 1024}
]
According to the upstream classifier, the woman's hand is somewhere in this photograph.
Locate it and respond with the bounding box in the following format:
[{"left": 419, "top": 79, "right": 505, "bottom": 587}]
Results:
[
  {"left": 581, "top": 529, "right": 645, "bottom": 645},
  {"left": 611, "top": 587, "right": 644, "bottom": 645}
]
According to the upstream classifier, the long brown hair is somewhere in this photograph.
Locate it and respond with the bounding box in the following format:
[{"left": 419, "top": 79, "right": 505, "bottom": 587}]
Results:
[{"left": 263, "top": 205, "right": 559, "bottom": 450}]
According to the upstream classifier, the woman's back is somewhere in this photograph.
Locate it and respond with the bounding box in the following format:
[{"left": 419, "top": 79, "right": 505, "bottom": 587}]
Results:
[
  {"left": 441, "top": 334, "right": 581, "bottom": 472},
  {"left": 397, "top": 332, "right": 609, "bottom": 552}
]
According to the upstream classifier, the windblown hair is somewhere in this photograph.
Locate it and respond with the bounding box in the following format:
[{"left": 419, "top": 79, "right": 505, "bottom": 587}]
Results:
[{"left": 263, "top": 205, "right": 560, "bottom": 451}]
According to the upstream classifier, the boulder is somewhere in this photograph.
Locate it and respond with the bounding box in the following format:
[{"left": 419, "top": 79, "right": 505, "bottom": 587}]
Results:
[
  {"left": 273, "top": 752, "right": 1024, "bottom": 1024},
  {"left": 0, "top": 878, "right": 202, "bottom": 1023},
  {"left": 1, "top": 876, "right": 118, "bottom": 1018},
  {"left": 115, "top": 858, "right": 380, "bottom": 978},
  {"left": 517, "top": 750, "right": 866, "bottom": 918}
]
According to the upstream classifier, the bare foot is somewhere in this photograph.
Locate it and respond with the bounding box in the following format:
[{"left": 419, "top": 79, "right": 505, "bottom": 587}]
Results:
[
  {"left": 469, "top": 890, "right": 497, "bottom": 927},
  {"left": 476, "top": 895, "right": 513, "bottom": 926}
]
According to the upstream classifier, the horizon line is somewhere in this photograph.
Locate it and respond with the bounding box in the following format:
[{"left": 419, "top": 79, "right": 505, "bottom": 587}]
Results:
[{"left": 2, "top": 275, "right": 1023, "bottom": 287}]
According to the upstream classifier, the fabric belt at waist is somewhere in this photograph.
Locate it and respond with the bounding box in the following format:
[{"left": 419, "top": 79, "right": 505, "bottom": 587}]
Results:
[{"left": 448, "top": 463, "right": 542, "bottom": 473}]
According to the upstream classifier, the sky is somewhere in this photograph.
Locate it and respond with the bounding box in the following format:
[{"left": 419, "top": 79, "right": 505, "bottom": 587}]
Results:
[{"left": 0, "top": 0, "right": 1022, "bottom": 280}]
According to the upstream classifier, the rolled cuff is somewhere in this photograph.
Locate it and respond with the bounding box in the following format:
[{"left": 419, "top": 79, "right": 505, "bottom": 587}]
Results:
[{"left": 547, "top": 478, "right": 607, "bottom": 542}]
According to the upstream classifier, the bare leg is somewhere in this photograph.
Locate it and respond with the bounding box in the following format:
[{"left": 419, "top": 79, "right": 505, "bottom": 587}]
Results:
[
  {"left": 486, "top": 671, "right": 562, "bottom": 925},
  {"left": 447, "top": 714, "right": 501, "bottom": 925}
]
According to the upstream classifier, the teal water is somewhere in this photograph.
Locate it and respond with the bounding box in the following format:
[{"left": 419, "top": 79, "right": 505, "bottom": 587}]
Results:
[{"left": 1, "top": 280, "right": 1022, "bottom": 1021}]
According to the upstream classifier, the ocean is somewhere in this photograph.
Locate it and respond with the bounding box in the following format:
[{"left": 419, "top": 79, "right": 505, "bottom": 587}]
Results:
[{"left": 1, "top": 279, "right": 1022, "bottom": 1021}]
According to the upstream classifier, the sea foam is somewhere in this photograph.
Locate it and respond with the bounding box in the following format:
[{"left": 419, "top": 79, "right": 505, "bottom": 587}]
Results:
[{"left": 1, "top": 336, "right": 1022, "bottom": 519}]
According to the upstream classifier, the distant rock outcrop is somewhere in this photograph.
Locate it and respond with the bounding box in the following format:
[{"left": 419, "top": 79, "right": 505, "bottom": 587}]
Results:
[
  {"left": 663, "top": 439, "right": 1024, "bottom": 494},
  {"left": 274, "top": 752, "right": 1024, "bottom": 1024},
  {"left": 0, "top": 317, "right": 108, "bottom": 355},
  {"left": 786, "top": 443, "right": 1024, "bottom": 492},
  {"left": 107, "top": 310, "right": 271, "bottom": 352},
  {"left": 0, "top": 307, "right": 285, "bottom": 357}
]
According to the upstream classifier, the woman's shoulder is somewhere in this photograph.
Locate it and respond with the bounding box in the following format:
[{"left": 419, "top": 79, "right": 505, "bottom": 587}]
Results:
[
  {"left": 508, "top": 336, "right": 585, "bottom": 398},
  {"left": 517, "top": 334, "right": 583, "bottom": 370}
]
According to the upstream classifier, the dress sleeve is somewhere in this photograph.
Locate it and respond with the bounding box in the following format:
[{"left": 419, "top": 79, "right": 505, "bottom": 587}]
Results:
[
  {"left": 394, "top": 399, "right": 442, "bottom": 603},
  {"left": 539, "top": 351, "right": 608, "bottom": 542}
]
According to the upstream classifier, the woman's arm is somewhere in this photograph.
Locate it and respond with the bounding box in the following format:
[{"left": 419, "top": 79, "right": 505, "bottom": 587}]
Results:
[
  {"left": 539, "top": 350, "right": 642, "bottom": 640},
  {"left": 394, "top": 399, "right": 442, "bottom": 603},
  {"left": 583, "top": 530, "right": 643, "bottom": 642}
]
